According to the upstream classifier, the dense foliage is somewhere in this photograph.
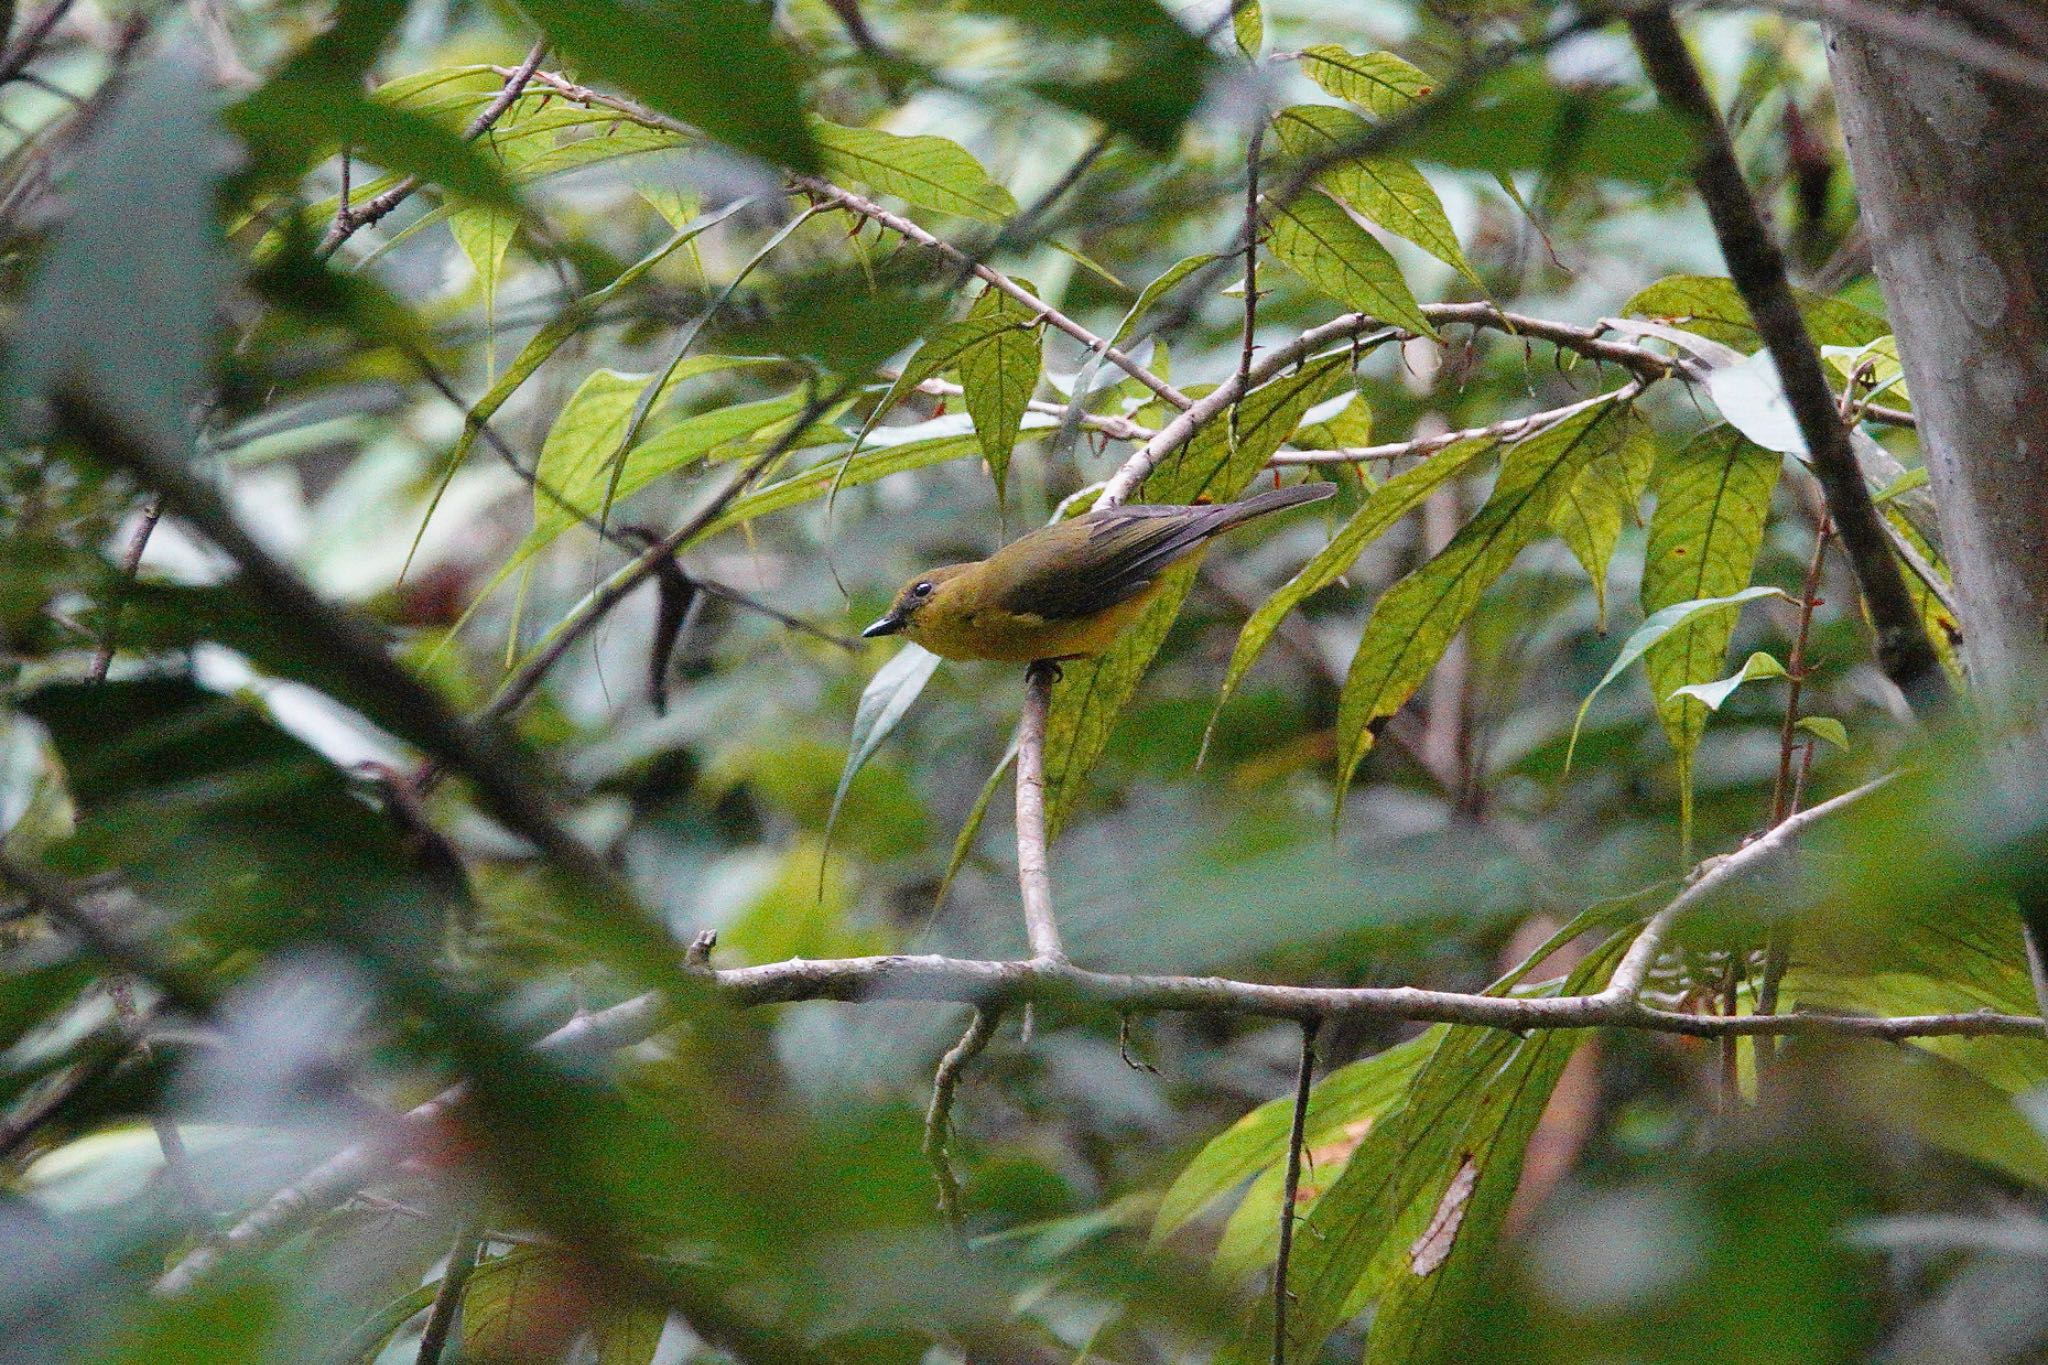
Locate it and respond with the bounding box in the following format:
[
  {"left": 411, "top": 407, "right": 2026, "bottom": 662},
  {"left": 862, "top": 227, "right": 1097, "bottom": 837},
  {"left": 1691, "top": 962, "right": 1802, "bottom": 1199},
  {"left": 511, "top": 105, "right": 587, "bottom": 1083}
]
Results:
[{"left": 4, "top": 0, "right": 2047, "bottom": 1361}]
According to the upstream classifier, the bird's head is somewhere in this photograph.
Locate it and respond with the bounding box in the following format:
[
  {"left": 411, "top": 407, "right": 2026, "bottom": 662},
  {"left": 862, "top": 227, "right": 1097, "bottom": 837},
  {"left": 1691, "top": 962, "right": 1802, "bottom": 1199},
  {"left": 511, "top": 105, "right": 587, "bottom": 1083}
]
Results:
[{"left": 863, "top": 563, "right": 975, "bottom": 640}]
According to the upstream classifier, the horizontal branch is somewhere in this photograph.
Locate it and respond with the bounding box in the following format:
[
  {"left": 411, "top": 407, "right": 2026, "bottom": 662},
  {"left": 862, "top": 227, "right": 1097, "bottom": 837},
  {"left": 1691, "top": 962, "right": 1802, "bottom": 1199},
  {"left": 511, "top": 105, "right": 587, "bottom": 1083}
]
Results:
[{"left": 1271, "top": 387, "right": 1636, "bottom": 465}]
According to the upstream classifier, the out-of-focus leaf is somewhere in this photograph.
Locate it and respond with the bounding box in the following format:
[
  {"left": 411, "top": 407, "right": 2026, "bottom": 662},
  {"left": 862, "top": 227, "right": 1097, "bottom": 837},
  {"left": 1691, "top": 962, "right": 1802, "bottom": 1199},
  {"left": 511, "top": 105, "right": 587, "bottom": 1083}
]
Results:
[
  {"left": 685, "top": 428, "right": 990, "bottom": 547},
  {"left": 1335, "top": 398, "right": 1639, "bottom": 802},
  {"left": 592, "top": 1303, "right": 667, "bottom": 1364},
  {"left": 1153, "top": 1027, "right": 1442, "bottom": 1248},
  {"left": 1566, "top": 586, "right": 1788, "bottom": 769},
  {"left": 1040, "top": 357, "right": 1348, "bottom": 837},
  {"left": 1205, "top": 418, "right": 1515, "bottom": 756},
  {"left": 1670, "top": 650, "right": 1787, "bottom": 710},
  {"left": 1797, "top": 715, "right": 1849, "bottom": 750},
  {"left": 1546, "top": 410, "right": 1655, "bottom": 630},
  {"left": 461, "top": 1250, "right": 587, "bottom": 1359},
  {"left": 514, "top": 0, "right": 818, "bottom": 171},
  {"left": 1271, "top": 105, "right": 1478, "bottom": 287},
  {"left": 1639, "top": 426, "right": 1784, "bottom": 794},
  {"left": 12, "top": 42, "right": 231, "bottom": 459},
  {"left": 273, "top": 0, "right": 406, "bottom": 83},
  {"left": 1266, "top": 190, "right": 1437, "bottom": 339},
  {"left": 99, "top": 1274, "right": 282, "bottom": 1365},
  {"left": 958, "top": 286, "right": 1043, "bottom": 497},
  {"left": 823, "top": 643, "right": 942, "bottom": 864},
  {"left": 1297, "top": 45, "right": 1435, "bottom": 118},
  {"left": 1111, "top": 252, "right": 1219, "bottom": 345},
  {"left": 813, "top": 119, "right": 1017, "bottom": 223},
  {"left": 230, "top": 80, "right": 522, "bottom": 208},
  {"left": 1624, "top": 274, "right": 1889, "bottom": 352},
  {"left": 1886, "top": 506, "right": 1965, "bottom": 680},
  {"left": 965, "top": 0, "right": 1216, "bottom": 151},
  {"left": 1397, "top": 67, "right": 1693, "bottom": 186}
]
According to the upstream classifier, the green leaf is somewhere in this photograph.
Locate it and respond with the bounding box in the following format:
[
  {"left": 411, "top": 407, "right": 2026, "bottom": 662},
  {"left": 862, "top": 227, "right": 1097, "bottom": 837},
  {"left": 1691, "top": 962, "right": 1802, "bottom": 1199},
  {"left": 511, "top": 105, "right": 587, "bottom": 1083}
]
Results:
[
  {"left": 402, "top": 201, "right": 752, "bottom": 573},
  {"left": 813, "top": 118, "right": 1018, "bottom": 223},
  {"left": 1399, "top": 67, "right": 1694, "bottom": 186},
  {"left": 524, "top": 362, "right": 797, "bottom": 546},
  {"left": 686, "top": 428, "right": 990, "bottom": 547},
  {"left": 1271, "top": 105, "right": 1479, "bottom": 286},
  {"left": 1040, "top": 357, "right": 1349, "bottom": 837},
  {"left": 1289, "top": 389, "right": 1373, "bottom": 450},
  {"left": 1567, "top": 586, "right": 1789, "bottom": 770},
  {"left": 1266, "top": 191, "right": 1436, "bottom": 339},
  {"left": 1822, "top": 334, "right": 1910, "bottom": 410},
  {"left": 1625, "top": 274, "right": 1889, "bottom": 352},
  {"left": 1297, "top": 46, "right": 1436, "bottom": 118},
  {"left": 1546, "top": 410, "right": 1655, "bottom": 630},
  {"left": 823, "top": 643, "right": 943, "bottom": 866},
  {"left": 958, "top": 286, "right": 1043, "bottom": 497},
  {"left": 1796, "top": 715, "right": 1849, "bottom": 750},
  {"left": 1639, "top": 427, "right": 1784, "bottom": 786},
  {"left": 859, "top": 313, "right": 1022, "bottom": 446},
  {"left": 592, "top": 1303, "right": 668, "bottom": 1365},
  {"left": 1233, "top": 0, "right": 1262, "bottom": 57},
  {"left": 1670, "top": 650, "right": 1788, "bottom": 710},
  {"left": 1220, "top": 927, "right": 1632, "bottom": 1365},
  {"left": 515, "top": 0, "right": 818, "bottom": 171},
  {"left": 1886, "top": 507, "right": 1963, "bottom": 679},
  {"left": 931, "top": 740, "right": 1019, "bottom": 918},
  {"left": 1111, "top": 252, "right": 1219, "bottom": 345},
  {"left": 1335, "top": 398, "right": 1639, "bottom": 800},
  {"left": 231, "top": 80, "right": 523, "bottom": 208},
  {"left": 13, "top": 43, "right": 232, "bottom": 459},
  {"left": 1205, "top": 420, "right": 1515, "bottom": 758},
  {"left": 968, "top": 0, "right": 1216, "bottom": 151},
  {"left": 1154, "top": 1028, "right": 1442, "bottom": 1249}
]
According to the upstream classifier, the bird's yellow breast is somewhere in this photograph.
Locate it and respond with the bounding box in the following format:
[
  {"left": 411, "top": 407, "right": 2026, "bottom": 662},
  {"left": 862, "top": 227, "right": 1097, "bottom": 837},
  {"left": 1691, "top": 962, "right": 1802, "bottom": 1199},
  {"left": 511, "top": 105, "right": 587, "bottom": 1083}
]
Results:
[{"left": 907, "top": 579, "right": 1168, "bottom": 662}]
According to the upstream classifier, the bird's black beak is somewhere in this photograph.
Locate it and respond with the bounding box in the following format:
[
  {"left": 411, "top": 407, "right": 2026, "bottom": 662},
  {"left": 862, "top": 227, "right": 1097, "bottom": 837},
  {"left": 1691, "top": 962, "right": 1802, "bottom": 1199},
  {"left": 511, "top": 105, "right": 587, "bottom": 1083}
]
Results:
[{"left": 862, "top": 612, "right": 906, "bottom": 639}]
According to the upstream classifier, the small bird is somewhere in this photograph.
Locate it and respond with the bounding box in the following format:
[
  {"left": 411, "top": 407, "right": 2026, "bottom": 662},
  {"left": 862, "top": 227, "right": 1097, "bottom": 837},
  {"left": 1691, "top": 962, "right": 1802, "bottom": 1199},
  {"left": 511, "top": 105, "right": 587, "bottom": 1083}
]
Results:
[{"left": 862, "top": 482, "right": 1335, "bottom": 663}]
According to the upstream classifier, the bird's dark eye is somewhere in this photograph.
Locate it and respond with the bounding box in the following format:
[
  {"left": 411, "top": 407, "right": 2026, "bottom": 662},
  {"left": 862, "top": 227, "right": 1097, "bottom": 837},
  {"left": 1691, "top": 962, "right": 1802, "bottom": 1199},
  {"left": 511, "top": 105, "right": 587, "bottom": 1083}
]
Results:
[{"left": 912, "top": 581, "right": 934, "bottom": 598}]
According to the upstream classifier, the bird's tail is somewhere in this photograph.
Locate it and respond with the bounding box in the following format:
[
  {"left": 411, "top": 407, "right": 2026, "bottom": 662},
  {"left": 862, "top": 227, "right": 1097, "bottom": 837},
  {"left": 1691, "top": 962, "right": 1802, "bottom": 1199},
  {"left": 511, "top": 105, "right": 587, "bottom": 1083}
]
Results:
[{"left": 1206, "top": 480, "right": 1337, "bottom": 533}]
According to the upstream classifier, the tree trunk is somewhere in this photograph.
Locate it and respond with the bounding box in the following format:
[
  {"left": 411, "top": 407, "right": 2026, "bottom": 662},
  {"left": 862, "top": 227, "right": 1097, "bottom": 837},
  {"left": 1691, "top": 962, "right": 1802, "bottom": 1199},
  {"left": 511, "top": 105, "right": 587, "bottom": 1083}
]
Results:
[{"left": 1826, "top": 13, "right": 2048, "bottom": 1007}]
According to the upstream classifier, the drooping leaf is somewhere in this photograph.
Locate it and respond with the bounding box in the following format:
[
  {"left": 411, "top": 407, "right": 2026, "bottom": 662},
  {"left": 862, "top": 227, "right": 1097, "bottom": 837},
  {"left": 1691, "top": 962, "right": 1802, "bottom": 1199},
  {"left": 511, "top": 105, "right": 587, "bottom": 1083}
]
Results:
[
  {"left": 859, "top": 313, "right": 1022, "bottom": 446},
  {"left": 930, "top": 740, "right": 1019, "bottom": 918},
  {"left": 1639, "top": 426, "right": 1784, "bottom": 795},
  {"left": 1624, "top": 274, "right": 1889, "bottom": 352},
  {"left": 1567, "top": 586, "right": 1790, "bottom": 769},
  {"left": 823, "top": 643, "right": 943, "bottom": 866},
  {"left": 1297, "top": 45, "right": 1435, "bottom": 118},
  {"left": 1669, "top": 650, "right": 1788, "bottom": 711},
  {"left": 1154, "top": 1027, "right": 1443, "bottom": 1249},
  {"left": 813, "top": 119, "right": 1018, "bottom": 223},
  {"left": 1546, "top": 409, "right": 1656, "bottom": 629},
  {"left": 1334, "top": 397, "right": 1639, "bottom": 802},
  {"left": 514, "top": 0, "right": 818, "bottom": 171},
  {"left": 1040, "top": 357, "right": 1349, "bottom": 837},
  {"left": 957, "top": 286, "right": 1043, "bottom": 497},
  {"left": 1266, "top": 190, "right": 1437, "bottom": 339},
  {"left": 1219, "top": 925, "right": 1634, "bottom": 1365},
  {"left": 1204, "top": 418, "right": 1522, "bottom": 757},
  {"left": 1271, "top": 104, "right": 1479, "bottom": 287}
]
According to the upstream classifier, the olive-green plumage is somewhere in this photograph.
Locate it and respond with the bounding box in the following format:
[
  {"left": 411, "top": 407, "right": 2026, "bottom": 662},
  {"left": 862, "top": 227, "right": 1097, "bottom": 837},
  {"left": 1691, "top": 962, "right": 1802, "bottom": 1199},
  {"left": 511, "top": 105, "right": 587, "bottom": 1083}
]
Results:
[{"left": 863, "top": 482, "right": 1335, "bottom": 663}]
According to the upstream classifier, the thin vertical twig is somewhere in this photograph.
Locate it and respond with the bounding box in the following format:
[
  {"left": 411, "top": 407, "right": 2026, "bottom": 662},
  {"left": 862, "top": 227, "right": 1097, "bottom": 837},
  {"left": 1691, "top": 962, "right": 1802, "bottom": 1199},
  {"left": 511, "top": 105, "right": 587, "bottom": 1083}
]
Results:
[
  {"left": 1274, "top": 1017, "right": 1320, "bottom": 1365},
  {"left": 1233, "top": 116, "right": 1266, "bottom": 443},
  {"left": 415, "top": 1209, "right": 487, "bottom": 1365},
  {"left": 87, "top": 496, "right": 162, "bottom": 682},
  {"left": 922, "top": 1008, "right": 1000, "bottom": 1237},
  {"left": 1014, "top": 661, "right": 1066, "bottom": 962}
]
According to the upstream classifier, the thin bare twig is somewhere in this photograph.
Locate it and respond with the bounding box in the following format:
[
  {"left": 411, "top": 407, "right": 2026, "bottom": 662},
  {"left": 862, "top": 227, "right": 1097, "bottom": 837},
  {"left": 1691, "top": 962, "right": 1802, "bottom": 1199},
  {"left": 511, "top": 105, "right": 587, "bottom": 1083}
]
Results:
[
  {"left": 0, "top": 0, "right": 78, "bottom": 90},
  {"left": 1014, "top": 661, "right": 1065, "bottom": 962},
  {"left": 86, "top": 496, "right": 161, "bottom": 680},
  {"left": 922, "top": 1008, "right": 1000, "bottom": 1236},
  {"left": 1627, "top": 4, "right": 1950, "bottom": 715},
  {"left": 1695, "top": 0, "right": 2048, "bottom": 96},
  {"left": 1273, "top": 1018, "right": 1319, "bottom": 1365},
  {"left": 1271, "top": 387, "right": 1638, "bottom": 465}
]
